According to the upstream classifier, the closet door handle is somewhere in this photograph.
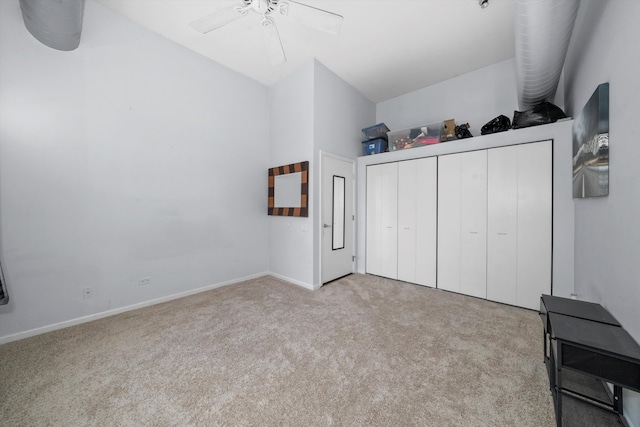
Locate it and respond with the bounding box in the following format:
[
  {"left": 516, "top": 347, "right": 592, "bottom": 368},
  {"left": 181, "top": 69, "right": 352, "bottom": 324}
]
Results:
[
  {"left": 403, "top": 227, "right": 411, "bottom": 230},
  {"left": 323, "top": 224, "right": 332, "bottom": 228},
  {"left": 497, "top": 232, "right": 507, "bottom": 235},
  {"left": 469, "top": 231, "right": 479, "bottom": 234}
]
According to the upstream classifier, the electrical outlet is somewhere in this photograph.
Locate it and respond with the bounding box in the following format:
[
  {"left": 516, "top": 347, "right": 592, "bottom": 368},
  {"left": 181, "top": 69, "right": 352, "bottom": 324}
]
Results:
[
  {"left": 82, "top": 287, "right": 93, "bottom": 299},
  {"left": 138, "top": 276, "right": 151, "bottom": 286}
]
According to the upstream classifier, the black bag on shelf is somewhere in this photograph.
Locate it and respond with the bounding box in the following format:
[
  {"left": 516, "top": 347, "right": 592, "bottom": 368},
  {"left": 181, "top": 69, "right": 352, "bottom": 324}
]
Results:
[
  {"left": 512, "top": 101, "right": 567, "bottom": 129},
  {"left": 481, "top": 115, "right": 511, "bottom": 135},
  {"left": 455, "top": 123, "right": 473, "bottom": 139}
]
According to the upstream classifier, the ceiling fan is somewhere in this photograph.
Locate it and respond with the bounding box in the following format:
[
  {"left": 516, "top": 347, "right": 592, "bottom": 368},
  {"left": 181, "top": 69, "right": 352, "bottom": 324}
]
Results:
[{"left": 189, "top": 0, "right": 344, "bottom": 66}]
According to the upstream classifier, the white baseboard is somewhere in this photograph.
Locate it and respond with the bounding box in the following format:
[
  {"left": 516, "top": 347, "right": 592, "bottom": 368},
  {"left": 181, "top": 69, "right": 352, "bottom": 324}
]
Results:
[
  {"left": 0, "top": 272, "right": 269, "bottom": 345},
  {"left": 267, "top": 272, "right": 320, "bottom": 291}
]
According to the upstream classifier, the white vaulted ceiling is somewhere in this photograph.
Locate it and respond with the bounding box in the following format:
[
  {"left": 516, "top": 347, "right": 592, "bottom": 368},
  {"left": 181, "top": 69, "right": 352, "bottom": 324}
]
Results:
[{"left": 93, "top": 0, "right": 516, "bottom": 103}]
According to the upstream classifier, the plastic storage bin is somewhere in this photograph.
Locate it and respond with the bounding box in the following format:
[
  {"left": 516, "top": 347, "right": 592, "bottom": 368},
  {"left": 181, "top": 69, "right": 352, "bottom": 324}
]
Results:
[
  {"left": 362, "top": 123, "right": 390, "bottom": 140},
  {"left": 362, "top": 137, "right": 388, "bottom": 155},
  {"left": 387, "top": 123, "right": 442, "bottom": 151}
]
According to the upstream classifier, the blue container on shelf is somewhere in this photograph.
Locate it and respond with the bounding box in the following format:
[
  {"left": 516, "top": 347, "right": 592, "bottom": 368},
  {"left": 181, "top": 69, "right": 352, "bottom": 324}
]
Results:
[
  {"left": 363, "top": 137, "right": 388, "bottom": 155},
  {"left": 361, "top": 123, "right": 390, "bottom": 140}
]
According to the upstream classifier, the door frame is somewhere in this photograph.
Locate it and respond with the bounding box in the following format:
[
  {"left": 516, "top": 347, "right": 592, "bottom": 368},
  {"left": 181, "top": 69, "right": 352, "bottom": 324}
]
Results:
[{"left": 318, "top": 150, "right": 356, "bottom": 285}]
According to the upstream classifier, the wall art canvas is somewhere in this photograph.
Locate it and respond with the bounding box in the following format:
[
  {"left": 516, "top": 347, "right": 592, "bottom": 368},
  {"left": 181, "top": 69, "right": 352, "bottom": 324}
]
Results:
[
  {"left": 572, "top": 82, "right": 609, "bottom": 198},
  {"left": 0, "top": 261, "right": 7, "bottom": 305}
]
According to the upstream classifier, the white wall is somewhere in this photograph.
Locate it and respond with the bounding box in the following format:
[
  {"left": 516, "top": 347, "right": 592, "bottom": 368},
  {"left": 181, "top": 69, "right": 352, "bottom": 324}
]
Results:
[
  {"left": 376, "top": 59, "right": 519, "bottom": 138},
  {"left": 267, "top": 62, "right": 315, "bottom": 288},
  {"left": 356, "top": 120, "right": 575, "bottom": 300},
  {"left": 0, "top": 0, "right": 269, "bottom": 341},
  {"left": 563, "top": 1, "right": 640, "bottom": 424},
  {"left": 268, "top": 60, "right": 375, "bottom": 287},
  {"left": 312, "top": 61, "right": 376, "bottom": 284}
]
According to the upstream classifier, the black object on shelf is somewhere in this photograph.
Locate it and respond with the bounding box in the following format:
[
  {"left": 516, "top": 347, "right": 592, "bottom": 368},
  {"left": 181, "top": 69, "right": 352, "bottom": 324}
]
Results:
[
  {"left": 455, "top": 123, "right": 473, "bottom": 139},
  {"left": 512, "top": 101, "right": 567, "bottom": 129},
  {"left": 481, "top": 115, "right": 511, "bottom": 135}
]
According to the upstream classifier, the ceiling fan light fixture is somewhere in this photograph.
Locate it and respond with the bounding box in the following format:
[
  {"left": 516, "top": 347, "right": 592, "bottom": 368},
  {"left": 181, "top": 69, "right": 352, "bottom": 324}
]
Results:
[
  {"left": 479, "top": 0, "right": 489, "bottom": 9},
  {"left": 190, "top": 0, "right": 343, "bottom": 65}
]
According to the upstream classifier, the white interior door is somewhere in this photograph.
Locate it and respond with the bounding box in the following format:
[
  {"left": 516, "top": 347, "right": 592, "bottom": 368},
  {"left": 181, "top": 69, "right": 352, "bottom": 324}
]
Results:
[
  {"left": 365, "top": 162, "right": 398, "bottom": 279},
  {"left": 321, "top": 152, "right": 355, "bottom": 284},
  {"left": 487, "top": 145, "right": 518, "bottom": 305}
]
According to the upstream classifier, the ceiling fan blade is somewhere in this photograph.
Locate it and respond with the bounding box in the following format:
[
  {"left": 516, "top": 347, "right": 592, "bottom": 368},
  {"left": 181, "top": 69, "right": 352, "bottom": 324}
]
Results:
[
  {"left": 261, "top": 17, "right": 286, "bottom": 65},
  {"left": 278, "top": 1, "right": 343, "bottom": 35},
  {"left": 190, "top": 4, "right": 246, "bottom": 34}
]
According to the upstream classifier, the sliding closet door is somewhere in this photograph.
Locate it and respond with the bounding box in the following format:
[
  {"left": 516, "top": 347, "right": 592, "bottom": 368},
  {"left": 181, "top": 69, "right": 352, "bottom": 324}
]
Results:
[
  {"left": 397, "top": 160, "right": 418, "bottom": 284},
  {"left": 459, "top": 150, "right": 488, "bottom": 299},
  {"left": 439, "top": 150, "right": 487, "bottom": 297},
  {"left": 414, "top": 157, "right": 438, "bottom": 287},
  {"left": 366, "top": 162, "right": 398, "bottom": 279},
  {"left": 487, "top": 141, "right": 552, "bottom": 309},
  {"left": 487, "top": 146, "right": 518, "bottom": 305},
  {"left": 398, "top": 157, "right": 437, "bottom": 287},
  {"left": 437, "top": 154, "right": 462, "bottom": 293},
  {"left": 517, "top": 141, "right": 552, "bottom": 310}
]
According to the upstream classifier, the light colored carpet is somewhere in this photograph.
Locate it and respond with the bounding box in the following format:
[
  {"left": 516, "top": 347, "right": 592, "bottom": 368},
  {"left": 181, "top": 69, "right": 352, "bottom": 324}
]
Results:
[{"left": 0, "top": 274, "right": 558, "bottom": 426}]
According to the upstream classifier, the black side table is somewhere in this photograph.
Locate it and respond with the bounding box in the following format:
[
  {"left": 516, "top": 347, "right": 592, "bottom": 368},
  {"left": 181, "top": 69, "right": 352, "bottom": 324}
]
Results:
[
  {"left": 540, "top": 294, "right": 621, "bottom": 386},
  {"left": 547, "top": 312, "right": 640, "bottom": 427}
]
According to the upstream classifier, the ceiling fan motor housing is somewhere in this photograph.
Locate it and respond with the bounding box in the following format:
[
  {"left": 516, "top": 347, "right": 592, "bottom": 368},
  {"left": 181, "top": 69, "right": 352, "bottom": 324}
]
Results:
[{"left": 246, "top": 0, "right": 278, "bottom": 15}]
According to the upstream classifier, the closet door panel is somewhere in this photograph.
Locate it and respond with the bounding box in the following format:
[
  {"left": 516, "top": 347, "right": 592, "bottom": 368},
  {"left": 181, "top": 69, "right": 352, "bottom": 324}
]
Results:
[
  {"left": 487, "top": 146, "right": 518, "bottom": 305},
  {"left": 365, "top": 164, "right": 383, "bottom": 276},
  {"left": 517, "top": 141, "right": 552, "bottom": 310},
  {"left": 459, "top": 150, "right": 488, "bottom": 299},
  {"left": 437, "top": 154, "right": 462, "bottom": 293},
  {"left": 366, "top": 163, "right": 398, "bottom": 279},
  {"left": 397, "top": 160, "right": 417, "bottom": 283},
  {"left": 414, "top": 157, "right": 438, "bottom": 287}
]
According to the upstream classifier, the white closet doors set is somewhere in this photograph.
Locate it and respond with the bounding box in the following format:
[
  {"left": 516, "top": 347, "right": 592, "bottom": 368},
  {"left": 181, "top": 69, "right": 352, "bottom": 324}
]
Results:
[
  {"left": 366, "top": 157, "right": 437, "bottom": 287},
  {"left": 366, "top": 140, "right": 551, "bottom": 310}
]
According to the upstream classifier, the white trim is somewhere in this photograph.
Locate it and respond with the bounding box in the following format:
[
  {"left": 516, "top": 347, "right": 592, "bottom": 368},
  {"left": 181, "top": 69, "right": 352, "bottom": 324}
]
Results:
[
  {"left": 267, "top": 272, "right": 320, "bottom": 291},
  {"left": 0, "top": 272, "right": 268, "bottom": 345},
  {"left": 319, "top": 150, "right": 354, "bottom": 164}
]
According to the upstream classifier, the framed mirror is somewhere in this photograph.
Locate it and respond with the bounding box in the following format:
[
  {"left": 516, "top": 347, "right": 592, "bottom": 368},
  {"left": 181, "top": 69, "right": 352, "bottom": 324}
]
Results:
[{"left": 268, "top": 161, "right": 309, "bottom": 217}]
